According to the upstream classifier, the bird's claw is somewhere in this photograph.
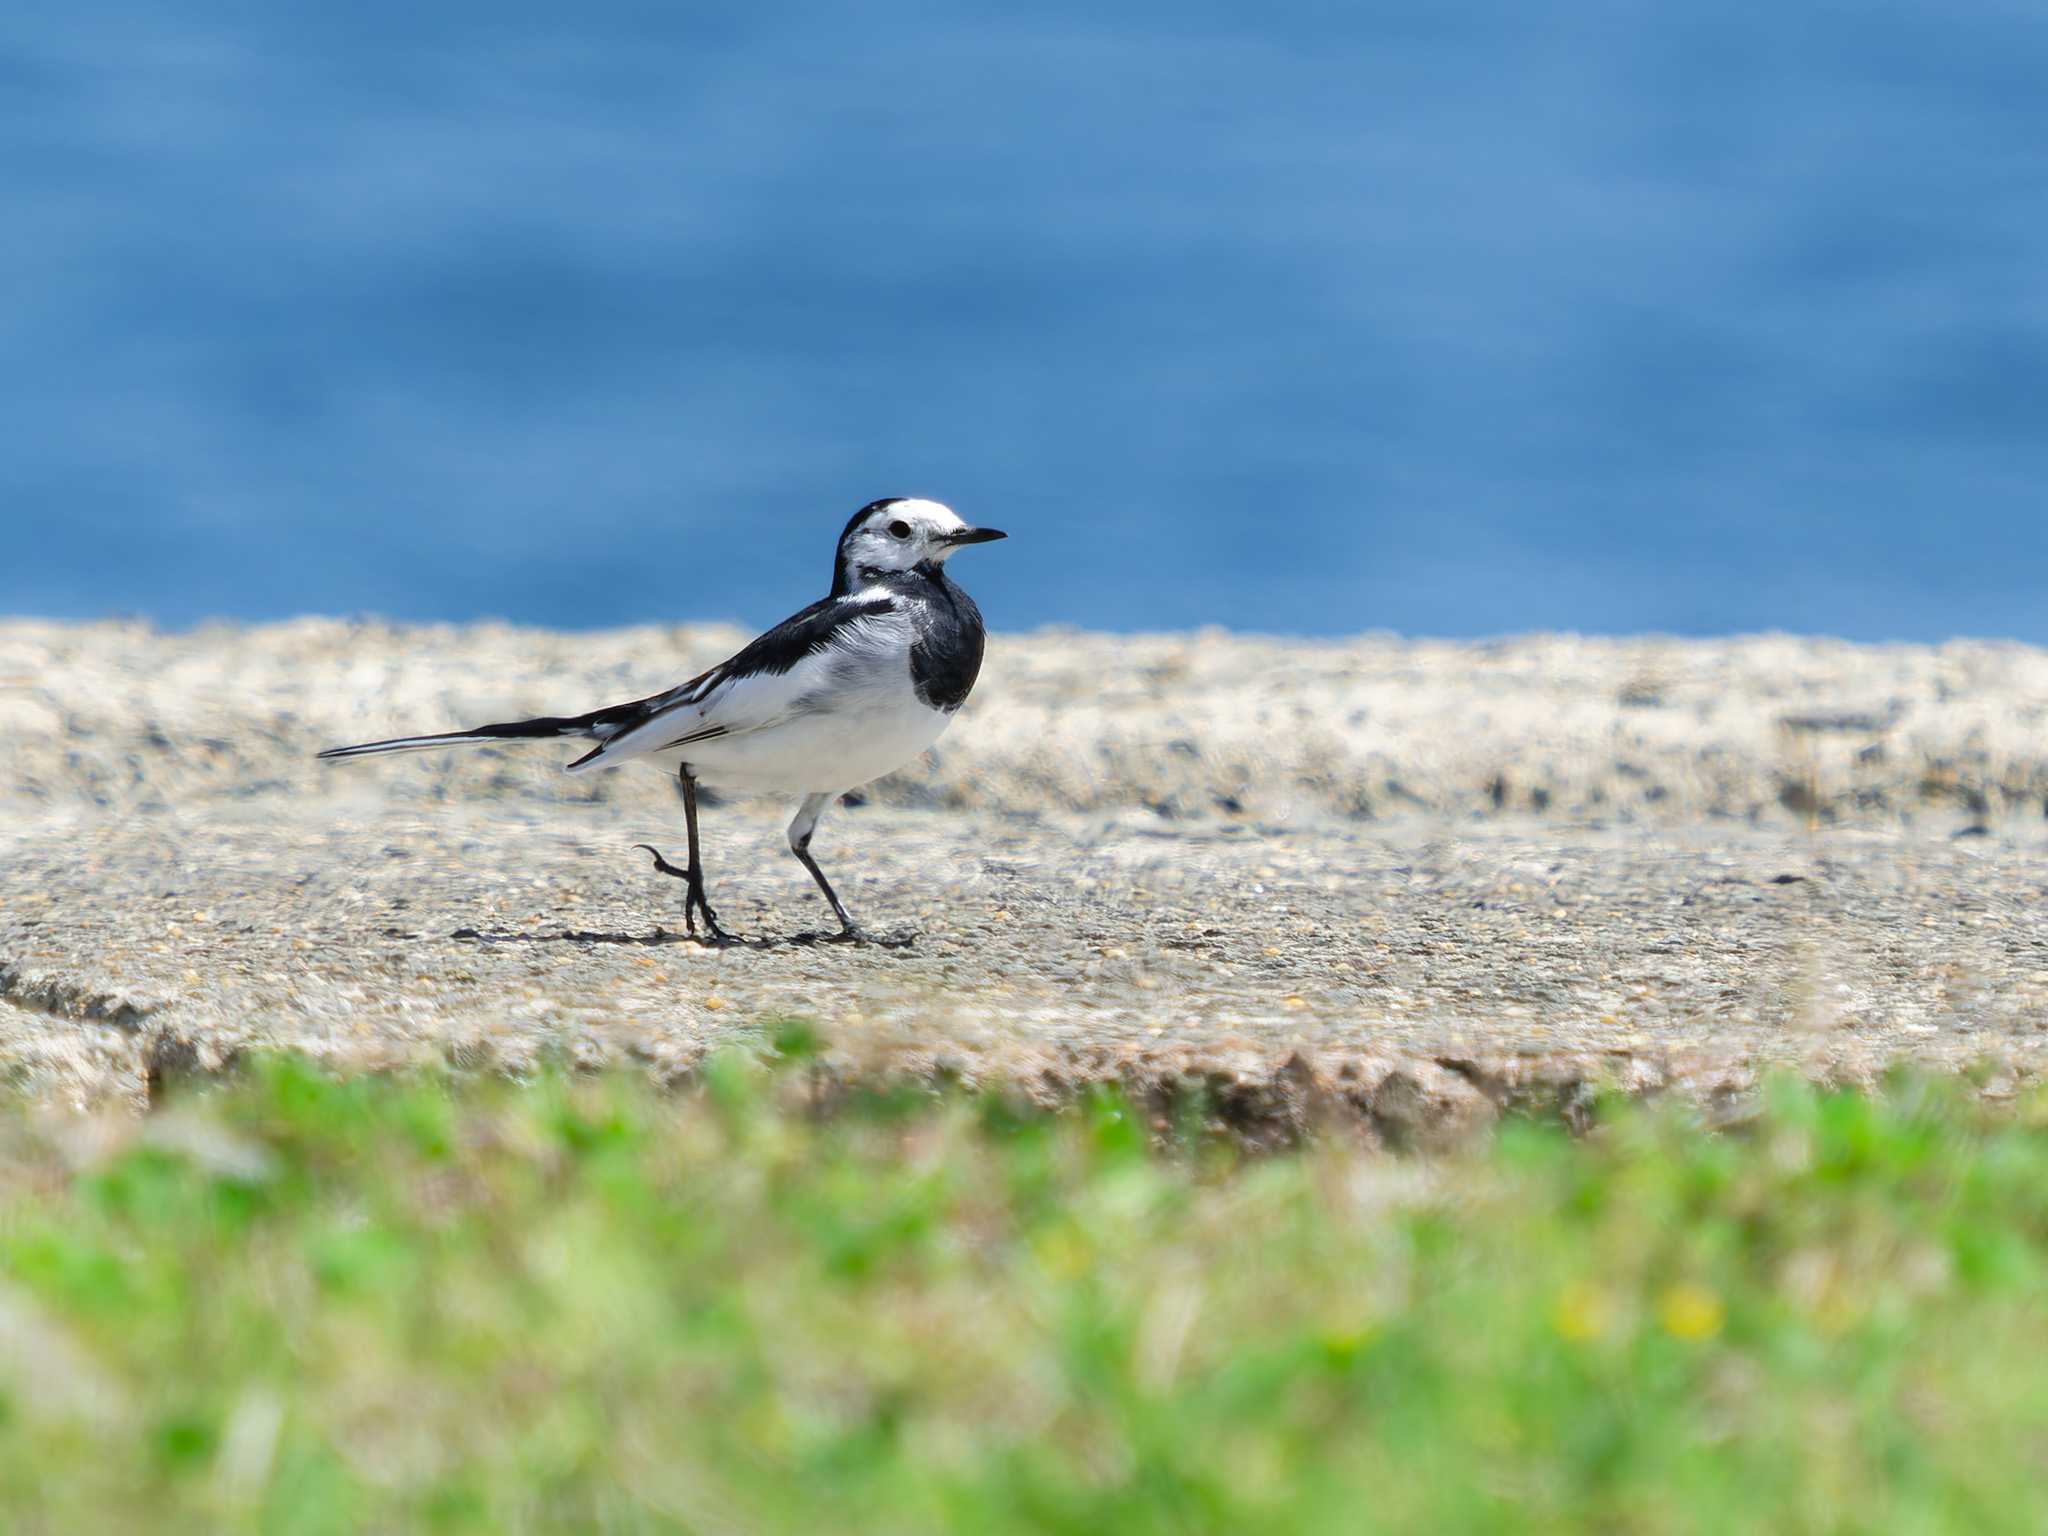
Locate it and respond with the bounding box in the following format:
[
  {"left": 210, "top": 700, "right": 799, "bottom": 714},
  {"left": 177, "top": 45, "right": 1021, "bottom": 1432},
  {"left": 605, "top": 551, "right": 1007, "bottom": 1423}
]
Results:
[
  {"left": 635, "top": 844, "right": 690, "bottom": 881},
  {"left": 636, "top": 844, "right": 745, "bottom": 947},
  {"left": 686, "top": 892, "right": 742, "bottom": 948},
  {"left": 823, "top": 925, "right": 915, "bottom": 949}
]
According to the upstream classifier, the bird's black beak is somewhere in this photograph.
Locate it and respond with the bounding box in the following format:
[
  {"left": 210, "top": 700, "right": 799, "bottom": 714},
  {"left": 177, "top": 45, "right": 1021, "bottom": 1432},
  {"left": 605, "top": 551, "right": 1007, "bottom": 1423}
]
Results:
[{"left": 944, "top": 526, "right": 1007, "bottom": 546}]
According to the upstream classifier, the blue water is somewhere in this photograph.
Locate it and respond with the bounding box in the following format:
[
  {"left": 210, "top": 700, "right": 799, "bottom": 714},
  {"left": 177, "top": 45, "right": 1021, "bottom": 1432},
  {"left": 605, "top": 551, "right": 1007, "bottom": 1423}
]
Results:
[{"left": 6, "top": 1, "right": 2046, "bottom": 641}]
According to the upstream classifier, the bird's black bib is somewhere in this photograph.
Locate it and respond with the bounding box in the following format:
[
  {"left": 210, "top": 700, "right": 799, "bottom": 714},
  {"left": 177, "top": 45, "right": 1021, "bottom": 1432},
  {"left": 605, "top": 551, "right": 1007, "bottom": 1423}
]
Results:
[{"left": 877, "top": 561, "right": 986, "bottom": 714}]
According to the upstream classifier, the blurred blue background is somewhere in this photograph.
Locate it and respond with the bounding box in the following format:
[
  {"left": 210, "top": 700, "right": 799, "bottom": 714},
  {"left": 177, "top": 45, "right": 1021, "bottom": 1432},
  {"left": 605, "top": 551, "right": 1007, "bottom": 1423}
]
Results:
[{"left": 5, "top": 1, "right": 2045, "bottom": 640}]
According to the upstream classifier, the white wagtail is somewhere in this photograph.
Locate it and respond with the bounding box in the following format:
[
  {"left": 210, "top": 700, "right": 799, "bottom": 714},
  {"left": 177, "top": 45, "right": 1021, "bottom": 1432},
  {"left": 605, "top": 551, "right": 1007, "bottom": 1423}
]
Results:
[{"left": 319, "top": 498, "right": 1006, "bottom": 945}]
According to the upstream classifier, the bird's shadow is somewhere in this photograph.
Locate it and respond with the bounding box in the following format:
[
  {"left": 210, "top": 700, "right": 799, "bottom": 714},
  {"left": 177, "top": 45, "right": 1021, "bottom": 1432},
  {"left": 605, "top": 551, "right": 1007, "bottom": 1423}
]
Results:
[
  {"left": 449, "top": 925, "right": 695, "bottom": 948},
  {"left": 446, "top": 925, "right": 914, "bottom": 952}
]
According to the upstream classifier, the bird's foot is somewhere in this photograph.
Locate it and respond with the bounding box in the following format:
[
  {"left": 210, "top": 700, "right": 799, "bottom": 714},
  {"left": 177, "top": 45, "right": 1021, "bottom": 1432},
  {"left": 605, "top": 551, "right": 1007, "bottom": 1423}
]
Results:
[
  {"left": 690, "top": 911, "right": 743, "bottom": 949},
  {"left": 821, "top": 925, "right": 915, "bottom": 949},
  {"left": 685, "top": 887, "right": 743, "bottom": 949},
  {"left": 634, "top": 845, "right": 745, "bottom": 948}
]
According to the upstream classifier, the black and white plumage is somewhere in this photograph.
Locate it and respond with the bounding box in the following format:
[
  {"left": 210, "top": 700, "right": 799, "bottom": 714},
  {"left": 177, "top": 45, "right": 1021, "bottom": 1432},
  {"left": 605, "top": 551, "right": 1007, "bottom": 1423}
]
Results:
[{"left": 318, "top": 498, "right": 1006, "bottom": 945}]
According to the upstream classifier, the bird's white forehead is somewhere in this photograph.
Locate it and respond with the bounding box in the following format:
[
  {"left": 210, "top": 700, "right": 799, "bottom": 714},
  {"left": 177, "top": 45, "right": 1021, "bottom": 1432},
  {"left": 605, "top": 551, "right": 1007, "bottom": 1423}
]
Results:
[{"left": 875, "top": 498, "right": 964, "bottom": 532}]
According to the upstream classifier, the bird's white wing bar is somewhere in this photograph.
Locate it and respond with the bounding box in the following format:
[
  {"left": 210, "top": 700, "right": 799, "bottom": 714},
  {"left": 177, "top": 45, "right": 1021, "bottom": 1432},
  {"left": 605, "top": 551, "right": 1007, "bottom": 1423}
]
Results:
[
  {"left": 566, "top": 656, "right": 817, "bottom": 773},
  {"left": 563, "top": 593, "right": 905, "bottom": 774}
]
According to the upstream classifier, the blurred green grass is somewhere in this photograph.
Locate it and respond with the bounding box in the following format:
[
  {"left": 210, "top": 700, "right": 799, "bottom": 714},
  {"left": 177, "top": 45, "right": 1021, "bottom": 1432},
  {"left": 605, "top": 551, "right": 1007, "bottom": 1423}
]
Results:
[{"left": 0, "top": 1049, "right": 2045, "bottom": 1533}]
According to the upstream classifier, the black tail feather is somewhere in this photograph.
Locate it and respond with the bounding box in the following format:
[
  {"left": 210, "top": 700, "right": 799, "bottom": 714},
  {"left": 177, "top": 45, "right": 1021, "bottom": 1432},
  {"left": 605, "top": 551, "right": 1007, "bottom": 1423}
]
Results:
[{"left": 317, "top": 699, "right": 654, "bottom": 763}]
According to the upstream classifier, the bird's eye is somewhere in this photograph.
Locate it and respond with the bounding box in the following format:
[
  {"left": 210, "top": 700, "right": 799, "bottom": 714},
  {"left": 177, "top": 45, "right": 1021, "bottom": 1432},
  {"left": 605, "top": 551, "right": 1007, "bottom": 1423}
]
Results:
[{"left": 888, "top": 520, "right": 912, "bottom": 539}]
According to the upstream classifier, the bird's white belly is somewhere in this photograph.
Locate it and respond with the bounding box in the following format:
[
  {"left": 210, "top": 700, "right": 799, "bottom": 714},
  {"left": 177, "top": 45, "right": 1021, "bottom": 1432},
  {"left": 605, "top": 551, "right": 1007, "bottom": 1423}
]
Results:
[{"left": 652, "top": 687, "right": 956, "bottom": 795}]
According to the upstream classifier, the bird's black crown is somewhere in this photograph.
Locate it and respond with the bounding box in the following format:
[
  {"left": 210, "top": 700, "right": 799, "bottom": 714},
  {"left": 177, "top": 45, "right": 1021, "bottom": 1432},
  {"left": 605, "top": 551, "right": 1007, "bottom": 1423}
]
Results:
[{"left": 838, "top": 498, "right": 908, "bottom": 548}]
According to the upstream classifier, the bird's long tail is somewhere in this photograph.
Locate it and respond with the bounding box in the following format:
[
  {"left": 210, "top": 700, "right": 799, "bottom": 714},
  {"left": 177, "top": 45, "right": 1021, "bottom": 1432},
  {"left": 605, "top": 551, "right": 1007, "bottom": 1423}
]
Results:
[{"left": 317, "top": 713, "right": 607, "bottom": 763}]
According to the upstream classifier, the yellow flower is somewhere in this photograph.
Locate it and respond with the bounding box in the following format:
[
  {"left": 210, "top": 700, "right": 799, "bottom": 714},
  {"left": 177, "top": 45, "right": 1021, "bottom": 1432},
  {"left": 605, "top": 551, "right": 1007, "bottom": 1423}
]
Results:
[
  {"left": 1659, "top": 1282, "right": 1725, "bottom": 1341},
  {"left": 1319, "top": 1325, "right": 1374, "bottom": 1364}
]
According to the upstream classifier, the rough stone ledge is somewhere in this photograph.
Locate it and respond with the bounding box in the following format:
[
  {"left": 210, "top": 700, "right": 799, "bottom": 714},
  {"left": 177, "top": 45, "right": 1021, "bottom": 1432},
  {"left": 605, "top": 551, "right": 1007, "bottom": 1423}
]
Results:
[
  {"left": 0, "top": 962, "right": 165, "bottom": 1032},
  {"left": 17, "top": 1026, "right": 2013, "bottom": 1153}
]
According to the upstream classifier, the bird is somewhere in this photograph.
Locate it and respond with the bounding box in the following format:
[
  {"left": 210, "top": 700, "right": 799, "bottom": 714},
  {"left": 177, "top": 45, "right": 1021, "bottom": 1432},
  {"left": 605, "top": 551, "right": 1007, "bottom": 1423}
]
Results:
[{"left": 317, "top": 497, "right": 1006, "bottom": 946}]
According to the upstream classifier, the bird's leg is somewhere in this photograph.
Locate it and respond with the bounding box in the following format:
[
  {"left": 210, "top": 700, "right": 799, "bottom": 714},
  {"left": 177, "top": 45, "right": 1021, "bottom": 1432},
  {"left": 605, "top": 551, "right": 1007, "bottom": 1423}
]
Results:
[
  {"left": 787, "top": 794, "right": 859, "bottom": 937},
  {"left": 787, "top": 793, "right": 908, "bottom": 946},
  {"left": 635, "top": 767, "right": 738, "bottom": 946},
  {"left": 678, "top": 770, "right": 738, "bottom": 945}
]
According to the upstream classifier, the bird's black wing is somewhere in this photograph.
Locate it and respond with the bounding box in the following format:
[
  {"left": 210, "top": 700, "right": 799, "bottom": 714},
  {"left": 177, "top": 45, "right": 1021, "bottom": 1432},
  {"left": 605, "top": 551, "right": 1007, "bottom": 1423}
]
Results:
[{"left": 563, "top": 593, "right": 901, "bottom": 772}]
